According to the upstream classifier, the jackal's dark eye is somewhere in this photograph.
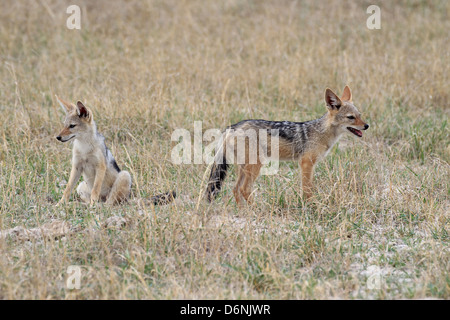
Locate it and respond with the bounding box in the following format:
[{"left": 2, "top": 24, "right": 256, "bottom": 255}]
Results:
[
  {"left": 69, "top": 124, "right": 76, "bottom": 128},
  {"left": 347, "top": 116, "right": 355, "bottom": 120}
]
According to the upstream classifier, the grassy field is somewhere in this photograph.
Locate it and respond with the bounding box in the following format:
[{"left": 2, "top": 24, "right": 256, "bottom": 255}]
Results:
[{"left": 0, "top": 0, "right": 448, "bottom": 299}]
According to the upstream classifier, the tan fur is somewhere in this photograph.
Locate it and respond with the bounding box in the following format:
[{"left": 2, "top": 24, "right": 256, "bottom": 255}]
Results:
[{"left": 277, "top": 139, "right": 297, "bottom": 160}]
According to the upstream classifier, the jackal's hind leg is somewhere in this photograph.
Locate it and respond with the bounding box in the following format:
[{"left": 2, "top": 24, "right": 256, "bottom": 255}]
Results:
[
  {"left": 233, "top": 165, "right": 246, "bottom": 206},
  {"left": 240, "top": 163, "right": 262, "bottom": 204},
  {"left": 76, "top": 181, "right": 91, "bottom": 204},
  {"left": 106, "top": 171, "right": 132, "bottom": 205}
]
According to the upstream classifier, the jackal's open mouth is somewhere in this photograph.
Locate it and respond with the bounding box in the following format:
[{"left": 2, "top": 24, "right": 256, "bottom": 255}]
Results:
[
  {"left": 60, "top": 135, "right": 75, "bottom": 142},
  {"left": 347, "top": 127, "right": 363, "bottom": 137}
]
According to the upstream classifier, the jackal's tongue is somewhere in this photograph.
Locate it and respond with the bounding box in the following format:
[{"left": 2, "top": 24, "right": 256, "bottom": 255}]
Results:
[{"left": 347, "top": 127, "right": 363, "bottom": 137}]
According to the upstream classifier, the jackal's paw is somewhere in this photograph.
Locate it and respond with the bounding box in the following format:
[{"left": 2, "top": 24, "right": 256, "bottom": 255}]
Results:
[{"left": 90, "top": 198, "right": 102, "bottom": 207}]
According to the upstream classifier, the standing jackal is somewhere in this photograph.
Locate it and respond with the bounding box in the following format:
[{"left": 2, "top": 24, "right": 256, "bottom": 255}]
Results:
[
  {"left": 55, "top": 96, "right": 175, "bottom": 206},
  {"left": 206, "top": 86, "right": 369, "bottom": 205}
]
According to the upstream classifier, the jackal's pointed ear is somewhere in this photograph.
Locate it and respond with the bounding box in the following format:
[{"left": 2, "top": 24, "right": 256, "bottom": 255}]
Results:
[
  {"left": 341, "top": 85, "right": 352, "bottom": 102},
  {"left": 76, "top": 101, "right": 91, "bottom": 120},
  {"left": 56, "top": 95, "right": 74, "bottom": 113},
  {"left": 325, "top": 88, "right": 342, "bottom": 110}
]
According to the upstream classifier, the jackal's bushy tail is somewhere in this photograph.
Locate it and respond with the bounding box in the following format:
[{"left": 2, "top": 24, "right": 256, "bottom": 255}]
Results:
[
  {"left": 150, "top": 191, "right": 176, "bottom": 205},
  {"left": 205, "top": 155, "right": 229, "bottom": 202}
]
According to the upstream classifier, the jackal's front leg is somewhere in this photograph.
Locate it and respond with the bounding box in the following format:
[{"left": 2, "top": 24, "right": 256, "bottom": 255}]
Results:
[
  {"left": 58, "top": 165, "right": 82, "bottom": 205},
  {"left": 90, "top": 161, "right": 106, "bottom": 206},
  {"left": 300, "top": 154, "right": 317, "bottom": 200}
]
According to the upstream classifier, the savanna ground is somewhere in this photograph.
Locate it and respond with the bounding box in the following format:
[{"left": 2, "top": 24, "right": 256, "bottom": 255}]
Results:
[{"left": 0, "top": 0, "right": 448, "bottom": 299}]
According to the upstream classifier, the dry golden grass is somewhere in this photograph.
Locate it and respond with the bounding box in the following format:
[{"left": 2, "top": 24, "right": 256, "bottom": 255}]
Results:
[{"left": 0, "top": 0, "right": 448, "bottom": 299}]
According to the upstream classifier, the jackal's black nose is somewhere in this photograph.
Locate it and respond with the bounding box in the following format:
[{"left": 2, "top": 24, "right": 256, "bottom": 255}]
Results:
[
  {"left": 364, "top": 124, "right": 369, "bottom": 130},
  {"left": 56, "top": 136, "right": 62, "bottom": 141}
]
